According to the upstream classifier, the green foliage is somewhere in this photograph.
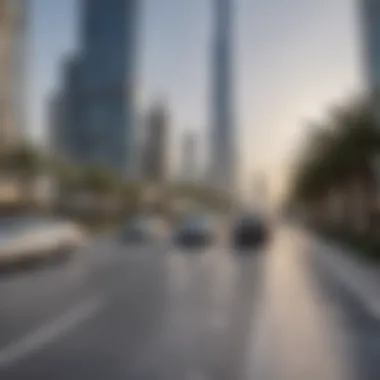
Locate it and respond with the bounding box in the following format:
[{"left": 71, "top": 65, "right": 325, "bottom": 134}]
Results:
[
  {"left": 170, "top": 183, "right": 233, "bottom": 212},
  {"left": 55, "top": 160, "right": 84, "bottom": 191},
  {"left": 79, "top": 166, "right": 118, "bottom": 195},
  {"left": 0, "top": 144, "right": 44, "bottom": 178},
  {"left": 290, "top": 97, "right": 380, "bottom": 204},
  {"left": 120, "top": 181, "right": 144, "bottom": 215}
]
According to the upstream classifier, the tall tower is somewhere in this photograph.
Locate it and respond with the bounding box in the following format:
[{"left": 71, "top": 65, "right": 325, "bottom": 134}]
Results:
[
  {"left": 359, "top": 0, "right": 380, "bottom": 189},
  {"left": 65, "top": 0, "right": 140, "bottom": 175},
  {"left": 181, "top": 132, "right": 198, "bottom": 183},
  {"left": 0, "top": 0, "right": 28, "bottom": 149},
  {"left": 143, "top": 100, "right": 168, "bottom": 185},
  {"left": 360, "top": 0, "right": 380, "bottom": 94},
  {"left": 210, "top": 0, "right": 235, "bottom": 193}
]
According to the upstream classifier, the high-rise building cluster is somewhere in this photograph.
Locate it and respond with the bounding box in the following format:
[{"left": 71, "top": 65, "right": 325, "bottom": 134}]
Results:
[
  {"left": 0, "top": 0, "right": 237, "bottom": 192},
  {"left": 50, "top": 0, "right": 236, "bottom": 192},
  {"left": 0, "top": 0, "right": 28, "bottom": 150},
  {"left": 5, "top": 0, "right": 380, "bottom": 198},
  {"left": 52, "top": 0, "right": 140, "bottom": 177}
]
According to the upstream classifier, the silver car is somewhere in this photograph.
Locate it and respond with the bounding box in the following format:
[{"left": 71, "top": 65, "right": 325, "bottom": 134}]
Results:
[{"left": 0, "top": 217, "right": 86, "bottom": 266}]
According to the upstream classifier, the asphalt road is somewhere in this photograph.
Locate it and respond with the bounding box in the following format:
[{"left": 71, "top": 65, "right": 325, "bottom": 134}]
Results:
[{"left": 0, "top": 226, "right": 379, "bottom": 380}]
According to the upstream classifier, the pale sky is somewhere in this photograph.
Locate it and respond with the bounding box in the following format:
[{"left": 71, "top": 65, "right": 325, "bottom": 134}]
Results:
[{"left": 29, "top": 0, "right": 363, "bottom": 199}]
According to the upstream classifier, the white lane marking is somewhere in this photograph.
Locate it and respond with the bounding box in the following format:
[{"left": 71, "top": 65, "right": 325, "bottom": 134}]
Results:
[
  {"left": 0, "top": 295, "right": 104, "bottom": 369},
  {"left": 318, "top": 242, "right": 380, "bottom": 319}
]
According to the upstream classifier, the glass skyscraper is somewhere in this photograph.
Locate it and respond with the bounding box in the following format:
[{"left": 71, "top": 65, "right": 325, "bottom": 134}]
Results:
[
  {"left": 64, "top": 0, "right": 140, "bottom": 175},
  {"left": 210, "top": 0, "right": 235, "bottom": 193},
  {"left": 143, "top": 101, "right": 168, "bottom": 184},
  {"left": 361, "top": 0, "right": 380, "bottom": 93}
]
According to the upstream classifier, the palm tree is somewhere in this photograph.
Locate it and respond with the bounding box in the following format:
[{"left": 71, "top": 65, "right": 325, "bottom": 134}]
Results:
[
  {"left": 329, "top": 101, "right": 380, "bottom": 232},
  {"left": 1, "top": 144, "right": 44, "bottom": 206},
  {"left": 56, "top": 162, "right": 83, "bottom": 192},
  {"left": 5, "top": 145, "right": 42, "bottom": 177},
  {"left": 80, "top": 166, "right": 118, "bottom": 196},
  {"left": 290, "top": 96, "right": 380, "bottom": 232},
  {"left": 120, "top": 181, "right": 144, "bottom": 217},
  {"left": 290, "top": 126, "right": 340, "bottom": 224}
]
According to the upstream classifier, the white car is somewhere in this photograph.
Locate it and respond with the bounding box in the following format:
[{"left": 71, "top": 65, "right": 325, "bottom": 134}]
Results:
[{"left": 0, "top": 217, "right": 86, "bottom": 266}]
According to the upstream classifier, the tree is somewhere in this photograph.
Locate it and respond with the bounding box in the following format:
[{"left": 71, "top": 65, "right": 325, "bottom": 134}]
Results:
[
  {"left": 169, "top": 183, "right": 234, "bottom": 213},
  {"left": 1, "top": 144, "right": 43, "bottom": 178},
  {"left": 120, "top": 181, "right": 144, "bottom": 217},
  {"left": 0, "top": 144, "right": 45, "bottom": 207},
  {"left": 289, "top": 96, "right": 380, "bottom": 231},
  {"left": 80, "top": 166, "right": 118, "bottom": 196}
]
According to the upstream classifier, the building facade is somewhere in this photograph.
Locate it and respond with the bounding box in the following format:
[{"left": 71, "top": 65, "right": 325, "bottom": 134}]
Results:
[
  {"left": 181, "top": 132, "right": 197, "bottom": 183},
  {"left": 210, "top": 0, "right": 235, "bottom": 194},
  {"left": 360, "top": 0, "right": 380, "bottom": 205},
  {"left": 60, "top": 0, "right": 140, "bottom": 175},
  {"left": 360, "top": 0, "right": 380, "bottom": 93},
  {"left": 0, "top": 0, "right": 28, "bottom": 149},
  {"left": 48, "top": 91, "right": 67, "bottom": 158},
  {"left": 142, "top": 101, "right": 168, "bottom": 184}
]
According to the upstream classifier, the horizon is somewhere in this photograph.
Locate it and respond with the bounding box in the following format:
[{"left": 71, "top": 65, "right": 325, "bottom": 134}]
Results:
[{"left": 30, "top": 0, "right": 361, "bottom": 201}]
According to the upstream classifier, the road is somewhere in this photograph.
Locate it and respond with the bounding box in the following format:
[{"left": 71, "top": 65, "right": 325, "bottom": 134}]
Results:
[{"left": 0, "top": 225, "right": 379, "bottom": 379}]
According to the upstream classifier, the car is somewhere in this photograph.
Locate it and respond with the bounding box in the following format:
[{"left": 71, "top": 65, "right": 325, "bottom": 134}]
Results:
[
  {"left": 121, "top": 216, "right": 166, "bottom": 244},
  {"left": 232, "top": 213, "right": 269, "bottom": 249},
  {"left": 174, "top": 213, "right": 215, "bottom": 248},
  {"left": 0, "top": 216, "right": 86, "bottom": 267}
]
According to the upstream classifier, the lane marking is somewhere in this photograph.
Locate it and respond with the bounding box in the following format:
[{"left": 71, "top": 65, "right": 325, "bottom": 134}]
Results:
[{"left": 0, "top": 295, "right": 104, "bottom": 369}]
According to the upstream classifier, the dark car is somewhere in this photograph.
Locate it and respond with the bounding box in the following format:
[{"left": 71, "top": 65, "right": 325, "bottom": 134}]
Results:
[
  {"left": 174, "top": 214, "right": 215, "bottom": 248},
  {"left": 232, "top": 213, "right": 269, "bottom": 249}
]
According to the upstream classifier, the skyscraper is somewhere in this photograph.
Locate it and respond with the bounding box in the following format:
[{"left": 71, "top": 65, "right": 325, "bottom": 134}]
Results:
[
  {"left": 359, "top": 0, "right": 380, "bottom": 188},
  {"left": 181, "top": 132, "right": 198, "bottom": 183},
  {"left": 210, "top": 0, "right": 235, "bottom": 193},
  {"left": 48, "top": 91, "right": 64, "bottom": 156},
  {"left": 0, "top": 0, "right": 28, "bottom": 149},
  {"left": 60, "top": 0, "right": 140, "bottom": 175},
  {"left": 360, "top": 0, "right": 380, "bottom": 94},
  {"left": 142, "top": 100, "right": 168, "bottom": 184}
]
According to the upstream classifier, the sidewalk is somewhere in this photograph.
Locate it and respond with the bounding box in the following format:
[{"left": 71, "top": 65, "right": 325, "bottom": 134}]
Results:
[{"left": 312, "top": 233, "right": 380, "bottom": 319}]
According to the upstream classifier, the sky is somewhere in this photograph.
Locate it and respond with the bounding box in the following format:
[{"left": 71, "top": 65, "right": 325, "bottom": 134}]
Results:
[{"left": 29, "top": 0, "right": 362, "bottom": 199}]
